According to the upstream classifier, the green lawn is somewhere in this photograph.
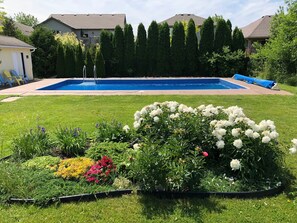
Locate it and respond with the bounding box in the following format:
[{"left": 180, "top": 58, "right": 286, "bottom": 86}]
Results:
[{"left": 1, "top": 86, "right": 297, "bottom": 222}]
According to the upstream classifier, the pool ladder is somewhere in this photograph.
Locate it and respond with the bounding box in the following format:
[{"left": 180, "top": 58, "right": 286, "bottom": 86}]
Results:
[
  {"left": 83, "top": 65, "right": 97, "bottom": 83},
  {"left": 93, "top": 65, "right": 97, "bottom": 83}
]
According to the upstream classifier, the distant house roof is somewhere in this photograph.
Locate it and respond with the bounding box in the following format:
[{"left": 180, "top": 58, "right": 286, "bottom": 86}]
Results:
[
  {"left": 0, "top": 35, "right": 35, "bottom": 49},
  {"left": 15, "top": 22, "right": 34, "bottom": 36},
  {"left": 0, "top": 21, "right": 34, "bottom": 36},
  {"left": 160, "top": 14, "right": 206, "bottom": 27},
  {"left": 40, "top": 14, "right": 126, "bottom": 29},
  {"left": 241, "top": 15, "right": 273, "bottom": 39}
]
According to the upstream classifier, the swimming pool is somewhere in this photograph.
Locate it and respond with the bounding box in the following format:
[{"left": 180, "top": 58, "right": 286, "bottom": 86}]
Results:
[{"left": 38, "top": 78, "right": 246, "bottom": 91}]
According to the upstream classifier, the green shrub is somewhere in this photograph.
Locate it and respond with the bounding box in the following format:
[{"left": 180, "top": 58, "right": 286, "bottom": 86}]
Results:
[
  {"left": 22, "top": 156, "right": 60, "bottom": 171},
  {"left": 11, "top": 126, "right": 52, "bottom": 161},
  {"left": 131, "top": 138, "right": 205, "bottom": 191},
  {"left": 93, "top": 120, "right": 133, "bottom": 143},
  {"left": 132, "top": 101, "right": 285, "bottom": 190},
  {"left": 54, "top": 127, "right": 87, "bottom": 157},
  {"left": 86, "top": 141, "right": 130, "bottom": 166},
  {"left": 112, "top": 176, "right": 132, "bottom": 189}
]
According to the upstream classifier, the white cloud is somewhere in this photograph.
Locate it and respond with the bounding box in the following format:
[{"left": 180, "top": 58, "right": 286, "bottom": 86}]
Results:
[{"left": 2, "top": 0, "right": 284, "bottom": 32}]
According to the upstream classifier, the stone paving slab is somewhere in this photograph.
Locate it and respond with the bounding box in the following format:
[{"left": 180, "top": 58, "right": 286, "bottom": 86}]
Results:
[
  {"left": 0, "top": 96, "right": 22, "bottom": 102},
  {"left": 0, "top": 78, "right": 293, "bottom": 96}
]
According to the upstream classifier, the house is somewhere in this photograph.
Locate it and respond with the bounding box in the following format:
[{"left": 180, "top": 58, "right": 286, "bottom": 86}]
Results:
[
  {"left": 15, "top": 22, "right": 34, "bottom": 36},
  {"left": 241, "top": 15, "right": 273, "bottom": 54},
  {"left": 159, "top": 14, "right": 206, "bottom": 40},
  {"left": 0, "top": 35, "right": 35, "bottom": 80},
  {"left": 39, "top": 14, "right": 126, "bottom": 45}
]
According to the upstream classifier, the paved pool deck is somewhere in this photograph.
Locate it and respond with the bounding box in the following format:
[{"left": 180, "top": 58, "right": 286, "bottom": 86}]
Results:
[{"left": 0, "top": 78, "right": 293, "bottom": 96}]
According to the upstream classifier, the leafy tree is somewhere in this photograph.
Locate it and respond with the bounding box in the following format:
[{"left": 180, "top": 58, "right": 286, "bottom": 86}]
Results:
[
  {"left": 147, "top": 21, "right": 159, "bottom": 75},
  {"left": 112, "top": 25, "right": 125, "bottom": 76},
  {"left": 208, "top": 46, "right": 245, "bottom": 77},
  {"left": 135, "top": 23, "right": 147, "bottom": 76},
  {"left": 14, "top": 12, "right": 39, "bottom": 27},
  {"left": 157, "top": 22, "right": 170, "bottom": 75},
  {"left": 251, "top": 0, "right": 297, "bottom": 84},
  {"left": 199, "top": 17, "right": 214, "bottom": 54},
  {"left": 56, "top": 44, "right": 65, "bottom": 77},
  {"left": 0, "top": 0, "right": 6, "bottom": 32},
  {"left": 232, "top": 27, "right": 245, "bottom": 51},
  {"left": 185, "top": 19, "right": 199, "bottom": 75},
  {"left": 2, "top": 17, "right": 17, "bottom": 36},
  {"left": 95, "top": 48, "right": 105, "bottom": 78},
  {"left": 100, "top": 31, "right": 113, "bottom": 77},
  {"left": 75, "top": 44, "right": 84, "bottom": 77},
  {"left": 55, "top": 32, "right": 80, "bottom": 46},
  {"left": 30, "top": 26, "right": 58, "bottom": 78},
  {"left": 124, "top": 24, "right": 135, "bottom": 76},
  {"left": 171, "top": 22, "right": 185, "bottom": 76}
]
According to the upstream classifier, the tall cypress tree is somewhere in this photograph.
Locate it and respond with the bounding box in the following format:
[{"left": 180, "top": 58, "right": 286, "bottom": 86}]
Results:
[
  {"left": 171, "top": 22, "right": 185, "bottom": 76},
  {"left": 56, "top": 44, "right": 65, "bottom": 77},
  {"left": 185, "top": 19, "right": 199, "bottom": 75},
  {"left": 100, "top": 31, "right": 113, "bottom": 77},
  {"left": 95, "top": 48, "right": 105, "bottom": 78},
  {"left": 85, "top": 48, "right": 93, "bottom": 77},
  {"left": 124, "top": 24, "right": 135, "bottom": 76},
  {"left": 135, "top": 23, "right": 147, "bottom": 76},
  {"left": 75, "top": 44, "right": 84, "bottom": 77},
  {"left": 64, "top": 46, "right": 76, "bottom": 77},
  {"left": 147, "top": 21, "right": 159, "bottom": 76},
  {"left": 199, "top": 17, "right": 214, "bottom": 54},
  {"left": 157, "top": 22, "right": 170, "bottom": 75},
  {"left": 225, "top": 19, "right": 233, "bottom": 49},
  {"left": 232, "top": 27, "right": 245, "bottom": 51},
  {"left": 214, "top": 19, "right": 228, "bottom": 52},
  {"left": 113, "top": 25, "right": 125, "bottom": 76}
]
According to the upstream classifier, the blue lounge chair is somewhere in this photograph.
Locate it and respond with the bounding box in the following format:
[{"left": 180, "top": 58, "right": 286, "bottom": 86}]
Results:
[
  {"left": 0, "top": 72, "right": 13, "bottom": 87},
  {"left": 10, "top": 69, "right": 28, "bottom": 84}
]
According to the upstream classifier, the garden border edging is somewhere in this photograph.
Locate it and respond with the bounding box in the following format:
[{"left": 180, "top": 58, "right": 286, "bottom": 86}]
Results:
[{"left": 136, "top": 184, "right": 284, "bottom": 199}]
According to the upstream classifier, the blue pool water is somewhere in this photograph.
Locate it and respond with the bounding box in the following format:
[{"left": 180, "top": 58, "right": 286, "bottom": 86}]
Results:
[{"left": 38, "top": 78, "right": 246, "bottom": 91}]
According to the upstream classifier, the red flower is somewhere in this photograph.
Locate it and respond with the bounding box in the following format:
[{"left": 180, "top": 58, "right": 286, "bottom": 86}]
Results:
[{"left": 202, "top": 151, "right": 208, "bottom": 157}]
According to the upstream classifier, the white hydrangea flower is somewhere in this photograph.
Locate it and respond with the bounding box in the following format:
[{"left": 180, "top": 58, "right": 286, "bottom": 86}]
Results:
[
  {"left": 134, "top": 111, "right": 141, "bottom": 121},
  {"left": 233, "top": 139, "right": 243, "bottom": 149},
  {"left": 245, "top": 129, "right": 254, "bottom": 138},
  {"left": 123, "top": 125, "right": 130, "bottom": 133},
  {"left": 291, "top": 138, "right": 297, "bottom": 146},
  {"left": 253, "top": 124, "right": 261, "bottom": 132},
  {"left": 259, "top": 120, "right": 269, "bottom": 131},
  {"left": 153, "top": 116, "right": 160, "bottom": 123},
  {"left": 216, "top": 140, "right": 225, "bottom": 149},
  {"left": 210, "top": 120, "right": 217, "bottom": 127},
  {"left": 289, "top": 147, "right": 297, "bottom": 154},
  {"left": 197, "top": 104, "right": 206, "bottom": 111},
  {"left": 230, "top": 159, "right": 241, "bottom": 171},
  {"left": 262, "top": 136, "right": 271, "bottom": 143},
  {"left": 133, "top": 143, "right": 140, "bottom": 150},
  {"left": 169, "top": 113, "right": 180, "bottom": 119},
  {"left": 231, "top": 128, "right": 241, "bottom": 137},
  {"left": 261, "top": 130, "right": 270, "bottom": 136},
  {"left": 149, "top": 108, "right": 163, "bottom": 117},
  {"left": 133, "top": 121, "right": 140, "bottom": 129},
  {"left": 269, "top": 131, "right": 279, "bottom": 139},
  {"left": 252, "top": 132, "right": 260, "bottom": 139}
]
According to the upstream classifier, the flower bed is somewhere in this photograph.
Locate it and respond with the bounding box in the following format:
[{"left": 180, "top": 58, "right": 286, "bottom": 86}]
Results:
[{"left": 0, "top": 101, "right": 292, "bottom": 206}]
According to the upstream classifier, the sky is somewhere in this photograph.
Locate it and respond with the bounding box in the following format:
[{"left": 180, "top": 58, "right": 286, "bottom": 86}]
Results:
[{"left": 3, "top": 0, "right": 285, "bottom": 31}]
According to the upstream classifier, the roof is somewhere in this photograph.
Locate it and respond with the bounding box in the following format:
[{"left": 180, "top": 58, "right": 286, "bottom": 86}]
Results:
[
  {"left": 0, "top": 35, "right": 35, "bottom": 49},
  {"left": 15, "top": 22, "right": 34, "bottom": 36},
  {"left": 241, "top": 15, "right": 273, "bottom": 39},
  {"left": 160, "top": 14, "right": 206, "bottom": 27},
  {"left": 40, "top": 14, "right": 126, "bottom": 29}
]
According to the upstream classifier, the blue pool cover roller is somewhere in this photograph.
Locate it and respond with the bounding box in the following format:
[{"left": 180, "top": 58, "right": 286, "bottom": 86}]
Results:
[{"left": 233, "top": 74, "right": 278, "bottom": 89}]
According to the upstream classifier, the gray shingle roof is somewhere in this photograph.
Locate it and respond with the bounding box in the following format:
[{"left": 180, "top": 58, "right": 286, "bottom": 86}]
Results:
[
  {"left": 0, "top": 35, "right": 35, "bottom": 49},
  {"left": 241, "top": 15, "right": 273, "bottom": 39},
  {"left": 41, "top": 14, "right": 126, "bottom": 29},
  {"left": 15, "top": 22, "right": 34, "bottom": 36},
  {"left": 160, "top": 14, "right": 206, "bottom": 27}
]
